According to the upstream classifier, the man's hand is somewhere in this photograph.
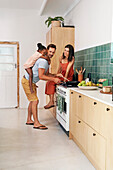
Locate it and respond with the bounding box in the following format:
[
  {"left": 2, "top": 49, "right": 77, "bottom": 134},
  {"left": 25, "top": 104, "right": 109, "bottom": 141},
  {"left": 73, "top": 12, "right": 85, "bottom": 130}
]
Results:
[{"left": 53, "top": 78, "right": 61, "bottom": 84}]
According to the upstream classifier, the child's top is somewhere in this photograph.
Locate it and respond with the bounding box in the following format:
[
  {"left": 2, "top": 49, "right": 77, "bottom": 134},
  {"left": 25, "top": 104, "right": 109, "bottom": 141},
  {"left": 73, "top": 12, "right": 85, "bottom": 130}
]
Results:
[{"left": 24, "top": 51, "right": 42, "bottom": 69}]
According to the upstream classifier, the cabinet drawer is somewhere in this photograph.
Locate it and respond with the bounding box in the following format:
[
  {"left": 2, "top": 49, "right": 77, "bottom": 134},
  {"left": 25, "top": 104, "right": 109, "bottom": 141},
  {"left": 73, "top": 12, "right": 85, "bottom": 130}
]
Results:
[
  {"left": 71, "top": 116, "right": 87, "bottom": 150},
  {"left": 83, "top": 96, "right": 105, "bottom": 135},
  {"left": 87, "top": 126, "right": 106, "bottom": 170}
]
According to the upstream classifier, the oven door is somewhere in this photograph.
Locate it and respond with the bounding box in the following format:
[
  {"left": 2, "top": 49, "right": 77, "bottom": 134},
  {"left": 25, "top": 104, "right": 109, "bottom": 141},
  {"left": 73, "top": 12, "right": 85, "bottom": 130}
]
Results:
[{"left": 56, "top": 92, "right": 68, "bottom": 130}]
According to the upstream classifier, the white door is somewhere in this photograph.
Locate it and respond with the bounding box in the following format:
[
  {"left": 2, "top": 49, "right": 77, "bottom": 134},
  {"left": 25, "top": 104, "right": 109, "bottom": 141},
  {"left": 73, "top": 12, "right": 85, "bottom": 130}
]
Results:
[{"left": 0, "top": 44, "right": 17, "bottom": 108}]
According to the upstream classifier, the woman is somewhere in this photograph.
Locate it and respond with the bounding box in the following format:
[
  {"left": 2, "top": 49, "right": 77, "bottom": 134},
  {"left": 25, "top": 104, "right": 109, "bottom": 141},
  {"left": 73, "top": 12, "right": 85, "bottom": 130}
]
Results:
[{"left": 44, "top": 44, "right": 75, "bottom": 109}]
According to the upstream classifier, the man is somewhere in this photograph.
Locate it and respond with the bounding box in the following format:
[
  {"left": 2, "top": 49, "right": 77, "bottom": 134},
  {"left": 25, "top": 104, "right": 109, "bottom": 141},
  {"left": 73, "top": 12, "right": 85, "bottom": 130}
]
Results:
[{"left": 21, "top": 44, "right": 61, "bottom": 130}]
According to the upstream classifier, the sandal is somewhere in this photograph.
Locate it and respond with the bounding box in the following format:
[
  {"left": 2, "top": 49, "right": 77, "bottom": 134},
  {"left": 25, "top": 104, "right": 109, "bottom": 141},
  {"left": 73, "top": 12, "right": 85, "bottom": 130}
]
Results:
[
  {"left": 44, "top": 105, "right": 55, "bottom": 109},
  {"left": 33, "top": 125, "right": 48, "bottom": 130},
  {"left": 26, "top": 122, "right": 34, "bottom": 125}
]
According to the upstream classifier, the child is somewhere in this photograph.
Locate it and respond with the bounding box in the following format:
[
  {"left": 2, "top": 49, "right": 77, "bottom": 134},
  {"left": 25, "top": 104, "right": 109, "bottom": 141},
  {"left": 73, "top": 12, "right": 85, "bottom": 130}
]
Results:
[{"left": 24, "top": 43, "right": 50, "bottom": 93}]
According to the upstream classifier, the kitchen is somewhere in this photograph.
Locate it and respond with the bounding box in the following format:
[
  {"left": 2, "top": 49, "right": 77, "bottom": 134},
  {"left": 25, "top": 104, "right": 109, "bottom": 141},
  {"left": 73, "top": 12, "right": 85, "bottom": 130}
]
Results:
[{"left": 0, "top": 0, "right": 113, "bottom": 169}]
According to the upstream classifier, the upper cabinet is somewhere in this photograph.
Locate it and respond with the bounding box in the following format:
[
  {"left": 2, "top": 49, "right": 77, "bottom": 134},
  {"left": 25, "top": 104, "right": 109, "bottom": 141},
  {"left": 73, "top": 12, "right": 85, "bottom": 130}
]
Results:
[{"left": 46, "top": 27, "right": 75, "bottom": 74}]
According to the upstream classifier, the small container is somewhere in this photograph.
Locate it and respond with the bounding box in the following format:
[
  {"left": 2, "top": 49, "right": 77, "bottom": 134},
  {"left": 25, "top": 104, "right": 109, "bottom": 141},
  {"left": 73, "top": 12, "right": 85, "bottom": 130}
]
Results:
[
  {"left": 103, "top": 86, "right": 111, "bottom": 93},
  {"left": 78, "top": 74, "right": 83, "bottom": 82}
]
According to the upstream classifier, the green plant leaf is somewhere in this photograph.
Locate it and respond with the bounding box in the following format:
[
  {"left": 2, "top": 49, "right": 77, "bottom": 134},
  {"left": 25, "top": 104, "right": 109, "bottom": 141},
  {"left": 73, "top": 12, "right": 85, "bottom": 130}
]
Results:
[{"left": 45, "top": 16, "right": 64, "bottom": 27}]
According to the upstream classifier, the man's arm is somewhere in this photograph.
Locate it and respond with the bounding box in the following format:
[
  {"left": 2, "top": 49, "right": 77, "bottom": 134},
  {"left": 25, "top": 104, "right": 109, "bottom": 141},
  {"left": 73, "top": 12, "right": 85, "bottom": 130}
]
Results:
[
  {"left": 25, "top": 68, "right": 34, "bottom": 93},
  {"left": 38, "top": 68, "right": 61, "bottom": 84},
  {"left": 45, "top": 69, "right": 62, "bottom": 78}
]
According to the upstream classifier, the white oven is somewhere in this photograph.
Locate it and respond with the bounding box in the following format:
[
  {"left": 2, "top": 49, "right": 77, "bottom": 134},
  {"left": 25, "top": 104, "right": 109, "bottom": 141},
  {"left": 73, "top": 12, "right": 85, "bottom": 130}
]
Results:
[{"left": 56, "top": 86, "right": 70, "bottom": 132}]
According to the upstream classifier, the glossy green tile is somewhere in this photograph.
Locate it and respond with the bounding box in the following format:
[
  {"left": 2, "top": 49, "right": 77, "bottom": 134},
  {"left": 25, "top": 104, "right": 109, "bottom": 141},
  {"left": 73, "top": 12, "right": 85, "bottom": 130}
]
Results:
[{"left": 74, "top": 43, "right": 113, "bottom": 85}]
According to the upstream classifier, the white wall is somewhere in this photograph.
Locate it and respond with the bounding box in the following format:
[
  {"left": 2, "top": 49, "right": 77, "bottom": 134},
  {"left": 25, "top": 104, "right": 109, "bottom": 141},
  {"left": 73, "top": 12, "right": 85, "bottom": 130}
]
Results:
[
  {"left": 112, "top": 0, "right": 113, "bottom": 42},
  {"left": 65, "top": 0, "right": 112, "bottom": 51},
  {"left": 0, "top": 8, "right": 49, "bottom": 108}
]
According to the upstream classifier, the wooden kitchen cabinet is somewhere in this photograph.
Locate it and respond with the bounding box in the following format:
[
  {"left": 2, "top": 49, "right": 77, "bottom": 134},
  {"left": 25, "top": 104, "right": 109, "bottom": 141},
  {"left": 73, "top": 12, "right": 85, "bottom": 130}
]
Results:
[
  {"left": 86, "top": 125, "right": 106, "bottom": 170},
  {"left": 71, "top": 115, "right": 87, "bottom": 150},
  {"left": 70, "top": 91, "right": 84, "bottom": 119},
  {"left": 46, "top": 27, "right": 75, "bottom": 117},
  {"left": 46, "top": 27, "right": 75, "bottom": 74},
  {"left": 69, "top": 90, "right": 113, "bottom": 170}
]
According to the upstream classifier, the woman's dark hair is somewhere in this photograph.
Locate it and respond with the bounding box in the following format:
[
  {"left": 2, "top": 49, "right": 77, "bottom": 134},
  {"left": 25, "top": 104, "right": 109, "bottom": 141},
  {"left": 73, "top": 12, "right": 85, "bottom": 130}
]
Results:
[
  {"left": 37, "top": 43, "right": 46, "bottom": 51},
  {"left": 63, "top": 44, "right": 74, "bottom": 62}
]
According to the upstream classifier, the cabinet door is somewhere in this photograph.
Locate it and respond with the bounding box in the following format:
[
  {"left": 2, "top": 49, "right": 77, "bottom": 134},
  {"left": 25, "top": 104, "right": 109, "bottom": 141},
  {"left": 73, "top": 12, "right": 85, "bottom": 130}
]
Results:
[
  {"left": 87, "top": 126, "right": 106, "bottom": 170},
  {"left": 50, "top": 27, "right": 75, "bottom": 74},
  {"left": 83, "top": 96, "right": 105, "bottom": 134},
  {"left": 106, "top": 139, "right": 113, "bottom": 170},
  {"left": 71, "top": 116, "right": 87, "bottom": 150},
  {"left": 100, "top": 105, "right": 113, "bottom": 138},
  {"left": 70, "top": 91, "right": 84, "bottom": 119}
]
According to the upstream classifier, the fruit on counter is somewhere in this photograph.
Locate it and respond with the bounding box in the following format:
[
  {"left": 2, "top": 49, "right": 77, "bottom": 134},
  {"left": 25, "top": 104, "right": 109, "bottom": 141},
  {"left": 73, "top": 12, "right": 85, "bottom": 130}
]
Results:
[
  {"left": 82, "top": 84, "right": 87, "bottom": 86},
  {"left": 81, "top": 80, "right": 85, "bottom": 84},
  {"left": 78, "top": 80, "right": 99, "bottom": 87},
  {"left": 78, "top": 83, "right": 81, "bottom": 86}
]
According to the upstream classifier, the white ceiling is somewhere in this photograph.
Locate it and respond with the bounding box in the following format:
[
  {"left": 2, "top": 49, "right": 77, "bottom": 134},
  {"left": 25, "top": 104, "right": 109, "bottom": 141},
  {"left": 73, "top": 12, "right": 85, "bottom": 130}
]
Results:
[{"left": 0, "top": 0, "right": 80, "bottom": 16}]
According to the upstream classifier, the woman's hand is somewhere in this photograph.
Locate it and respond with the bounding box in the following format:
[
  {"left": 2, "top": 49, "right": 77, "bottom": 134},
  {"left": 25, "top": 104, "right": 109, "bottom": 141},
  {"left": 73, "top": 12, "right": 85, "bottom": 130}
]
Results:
[
  {"left": 56, "top": 73, "right": 63, "bottom": 77},
  {"left": 53, "top": 78, "right": 61, "bottom": 84}
]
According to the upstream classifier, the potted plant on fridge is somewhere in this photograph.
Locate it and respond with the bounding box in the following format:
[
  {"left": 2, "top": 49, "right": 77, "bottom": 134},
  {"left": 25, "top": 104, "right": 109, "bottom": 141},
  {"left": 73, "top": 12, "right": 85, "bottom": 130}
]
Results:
[{"left": 45, "top": 16, "right": 64, "bottom": 28}]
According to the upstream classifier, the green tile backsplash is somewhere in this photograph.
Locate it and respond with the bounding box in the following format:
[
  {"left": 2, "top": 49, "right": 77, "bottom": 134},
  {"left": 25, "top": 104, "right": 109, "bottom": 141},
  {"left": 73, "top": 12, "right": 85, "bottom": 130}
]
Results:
[{"left": 74, "top": 43, "right": 113, "bottom": 85}]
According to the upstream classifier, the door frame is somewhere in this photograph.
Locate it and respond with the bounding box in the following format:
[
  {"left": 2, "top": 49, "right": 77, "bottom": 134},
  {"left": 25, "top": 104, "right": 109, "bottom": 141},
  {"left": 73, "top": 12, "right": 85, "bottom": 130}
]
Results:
[{"left": 0, "top": 41, "right": 19, "bottom": 107}]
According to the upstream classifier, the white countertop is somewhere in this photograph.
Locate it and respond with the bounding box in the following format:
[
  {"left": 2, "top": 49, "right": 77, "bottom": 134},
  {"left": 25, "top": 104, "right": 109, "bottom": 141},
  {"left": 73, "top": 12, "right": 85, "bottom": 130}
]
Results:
[{"left": 70, "top": 87, "right": 113, "bottom": 107}]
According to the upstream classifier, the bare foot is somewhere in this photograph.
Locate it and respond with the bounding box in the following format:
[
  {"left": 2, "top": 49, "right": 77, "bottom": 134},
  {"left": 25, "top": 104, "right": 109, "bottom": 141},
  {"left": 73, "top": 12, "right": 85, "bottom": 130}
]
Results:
[{"left": 26, "top": 120, "right": 34, "bottom": 124}]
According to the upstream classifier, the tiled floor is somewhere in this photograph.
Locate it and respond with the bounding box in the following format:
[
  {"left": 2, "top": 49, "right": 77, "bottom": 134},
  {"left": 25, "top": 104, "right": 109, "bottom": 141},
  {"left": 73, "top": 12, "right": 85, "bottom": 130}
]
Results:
[{"left": 0, "top": 108, "right": 95, "bottom": 170}]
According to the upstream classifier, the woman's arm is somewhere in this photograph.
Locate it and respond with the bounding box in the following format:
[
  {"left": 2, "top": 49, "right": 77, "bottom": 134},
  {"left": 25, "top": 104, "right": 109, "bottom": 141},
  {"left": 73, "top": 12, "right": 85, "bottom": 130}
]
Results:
[
  {"left": 56, "top": 56, "right": 62, "bottom": 74},
  {"left": 64, "top": 57, "right": 75, "bottom": 79}
]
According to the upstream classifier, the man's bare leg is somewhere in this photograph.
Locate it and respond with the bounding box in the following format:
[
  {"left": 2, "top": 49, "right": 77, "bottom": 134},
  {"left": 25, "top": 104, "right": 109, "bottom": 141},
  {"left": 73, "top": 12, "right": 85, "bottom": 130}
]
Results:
[
  {"left": 26, "top": 101, "right": 34, "bottom": 124},
  {"left": 32, "top": 100, "right": 47, "bottom": 129}
]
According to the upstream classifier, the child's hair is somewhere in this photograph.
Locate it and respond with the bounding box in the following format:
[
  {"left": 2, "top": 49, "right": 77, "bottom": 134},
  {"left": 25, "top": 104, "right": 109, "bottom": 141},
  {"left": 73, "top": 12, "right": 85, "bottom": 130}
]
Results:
[{"left": 37, "top": 43, "right": 46, "bottom": 51}]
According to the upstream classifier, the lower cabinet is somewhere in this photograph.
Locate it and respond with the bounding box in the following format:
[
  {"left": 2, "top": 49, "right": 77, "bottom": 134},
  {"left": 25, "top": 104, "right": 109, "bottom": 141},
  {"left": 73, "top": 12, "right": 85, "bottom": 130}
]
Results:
[
  {"left": 71, "top": 116, "right": 87, "bottom": 150},
  {"left": 86, "top": 125, "right": 106, "bottom": 170},
  {"left": 71, "top": 115, "right": 106, "bottom": 170},
  {"left": 69, "top": 90, "right": 113, "bottom": 170}
]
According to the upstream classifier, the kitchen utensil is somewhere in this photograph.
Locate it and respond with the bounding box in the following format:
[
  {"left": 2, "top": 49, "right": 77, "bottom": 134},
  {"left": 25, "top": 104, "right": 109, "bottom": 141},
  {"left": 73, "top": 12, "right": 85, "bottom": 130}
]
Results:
[
  {"left": 62, "top": 76, "right": 70, "bottom": 81},
  {"left": 82, "top": 68, "right": 86, "bottom": 73},
  {"left": 76, "top": 69, "right": 79, "bottom": 74},
  {"left": 60, "top": 81, "right": 80, "bottom": 87}
]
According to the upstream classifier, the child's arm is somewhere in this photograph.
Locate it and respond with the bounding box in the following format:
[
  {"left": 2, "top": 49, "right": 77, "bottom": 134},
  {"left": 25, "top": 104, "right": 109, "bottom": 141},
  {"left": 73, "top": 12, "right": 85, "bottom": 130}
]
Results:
[
  {"left": 25, "top": 68, "right": 34, "bottom": 93},
  {"left": 40, "top": 55, "right": 51, "bottom": 65}
]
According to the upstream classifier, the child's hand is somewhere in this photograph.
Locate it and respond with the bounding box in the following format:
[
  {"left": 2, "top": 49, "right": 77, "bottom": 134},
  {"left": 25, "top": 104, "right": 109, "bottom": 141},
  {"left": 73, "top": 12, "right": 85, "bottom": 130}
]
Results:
[
  {"left": 47, "top": 57, "right": 51, "bottom": 65},
  {"left": 30, "top": 89, "right": 34, "bottom": 94}
]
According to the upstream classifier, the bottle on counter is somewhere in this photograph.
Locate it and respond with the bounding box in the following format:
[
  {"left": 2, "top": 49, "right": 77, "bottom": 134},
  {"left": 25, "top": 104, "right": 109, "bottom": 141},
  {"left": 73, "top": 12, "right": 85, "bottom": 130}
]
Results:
[{"left": 88, "top": 73, "right": 91, "bottom": 81}]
